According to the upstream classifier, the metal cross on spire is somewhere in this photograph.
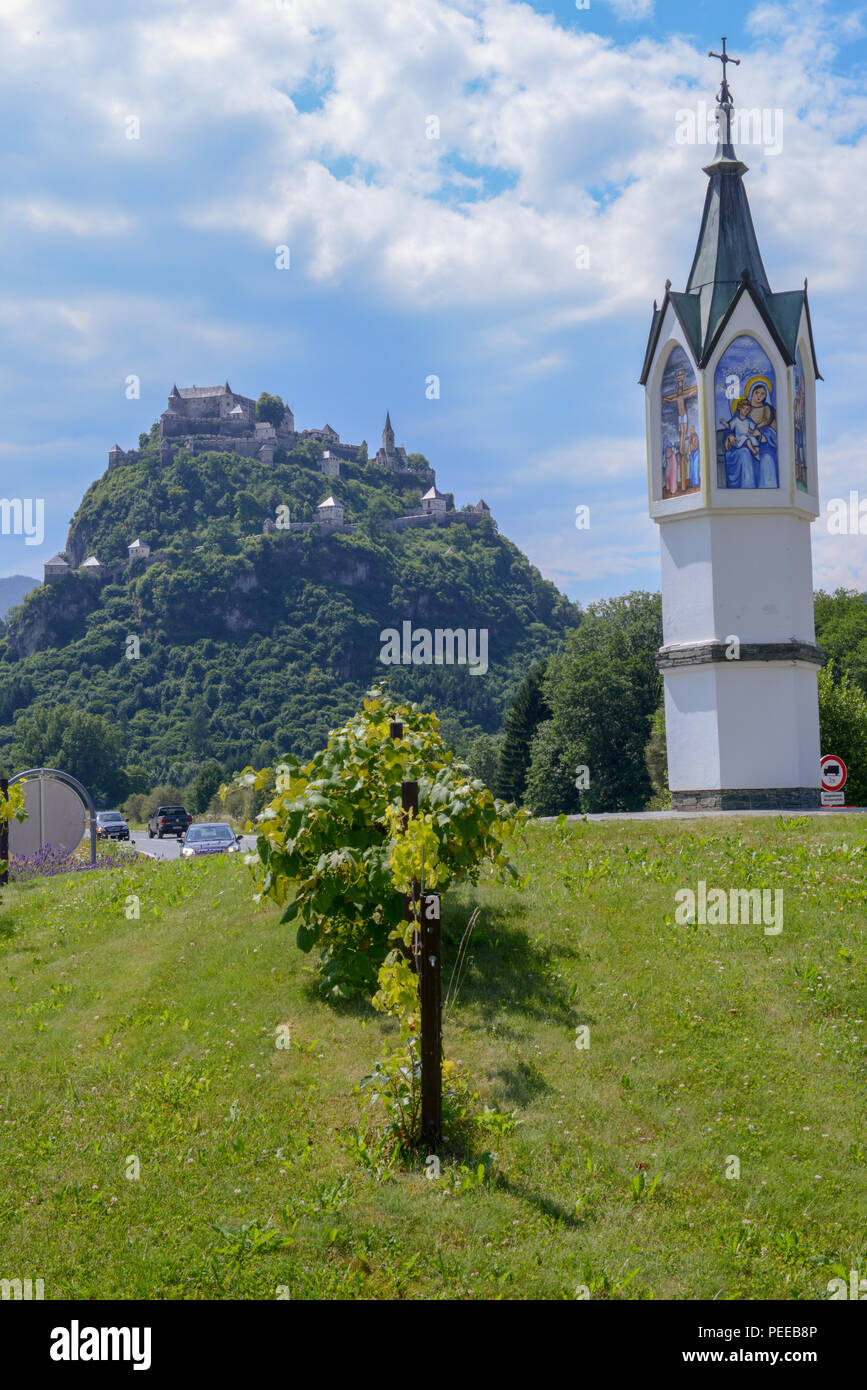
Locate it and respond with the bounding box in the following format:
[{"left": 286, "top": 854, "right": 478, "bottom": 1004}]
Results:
[{"left": 708, "top": 37, "right": 740, "bottom": 104}]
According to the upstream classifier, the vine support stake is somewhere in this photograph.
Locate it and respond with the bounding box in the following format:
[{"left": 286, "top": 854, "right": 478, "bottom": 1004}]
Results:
[
  {"left": 419, "top": 888, "right": 443, "bottom": 1147},
  {"left": 392, "top": 721, "right": 442, "bottom": 1147},
  {"left": 0, "top": 778, "right": 8, "bottom": 887}
]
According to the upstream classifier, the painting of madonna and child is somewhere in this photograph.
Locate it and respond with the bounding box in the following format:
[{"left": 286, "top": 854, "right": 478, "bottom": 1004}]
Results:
[
  {"left": 714, "top": 336, "right": 779, "bottom": 490},
  {"left": 660, "top": 345, "right": 701, "bottom": 498}
]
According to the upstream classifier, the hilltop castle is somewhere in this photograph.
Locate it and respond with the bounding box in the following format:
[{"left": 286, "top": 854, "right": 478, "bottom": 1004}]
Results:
[
  {"left": 44, "top": 384, "right": 493, "bottom": 584},
  {"left": 106, "top": 383, "right": 437, "bottom": 482}
]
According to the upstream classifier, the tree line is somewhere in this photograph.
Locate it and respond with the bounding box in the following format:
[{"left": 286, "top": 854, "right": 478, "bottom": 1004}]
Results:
[{"left": 6, "top": 587, "right": 865, "bottom": 814}]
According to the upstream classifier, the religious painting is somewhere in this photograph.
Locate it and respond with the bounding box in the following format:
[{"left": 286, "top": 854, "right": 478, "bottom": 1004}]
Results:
[
  {"left": 714, "top": 335, "right": 779, "bottom": 489},
  {"left": 660, "top": 345, "right": 700, "bottom": 498},
  {"left": 793, "top": 348, "right": 809, "bottom": 492}
]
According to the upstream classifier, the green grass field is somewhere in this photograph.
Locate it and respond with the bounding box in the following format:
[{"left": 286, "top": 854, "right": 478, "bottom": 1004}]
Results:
[{"left": 1, "top": 815, "right": 865, "bottom": 1300}]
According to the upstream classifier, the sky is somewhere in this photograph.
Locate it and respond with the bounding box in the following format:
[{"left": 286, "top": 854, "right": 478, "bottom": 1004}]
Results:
[{"left": 0, "top": 0, "right": 866, "bottom": 604}]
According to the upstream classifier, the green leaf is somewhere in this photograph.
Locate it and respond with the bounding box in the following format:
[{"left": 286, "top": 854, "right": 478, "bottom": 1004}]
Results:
[{"left": 296, "top": 921, "right": 319, "bottom": 952}]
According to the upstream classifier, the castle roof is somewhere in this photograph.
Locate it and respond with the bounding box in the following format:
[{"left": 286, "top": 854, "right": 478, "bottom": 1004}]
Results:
[
  {"left": 422, "top": 486, "right": 445, "bottom": 500},
  {"left": 385, "top": 411, "right": 392, "bottom": 431},
  {"left": 176, "top": 384, "right": 232, "bottom": 399},
  {"left": 81, "top": 555, "right": 103, "bottom": 568},
  {"left": 317, "top": 495, "right": 340, "bottom": 508},
  {"left": 476, "top": 498, "right": 490, "bottom": 511},
  {"left": 45, "top": 553, "right": 68, "bottom": 567}
]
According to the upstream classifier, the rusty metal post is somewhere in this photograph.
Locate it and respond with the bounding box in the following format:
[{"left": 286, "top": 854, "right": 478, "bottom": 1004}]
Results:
[{"left": 0, "top": 778, "right": 8, "bottom": 887}]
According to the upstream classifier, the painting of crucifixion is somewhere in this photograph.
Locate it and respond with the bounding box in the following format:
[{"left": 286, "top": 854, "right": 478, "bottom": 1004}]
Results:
[{"left": 660, "top": 345, "right": 700, "bottom": 498}]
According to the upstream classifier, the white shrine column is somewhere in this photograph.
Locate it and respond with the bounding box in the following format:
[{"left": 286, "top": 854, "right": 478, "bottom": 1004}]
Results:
[{"left": 640, "top": 47, "right": 823, "bottom": 810}]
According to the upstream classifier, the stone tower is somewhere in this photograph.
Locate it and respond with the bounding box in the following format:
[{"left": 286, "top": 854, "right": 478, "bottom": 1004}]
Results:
[
  {"left": 382, "top": 411, "right": 395, "bottom": 455},
  {"left": 375, "top": 410, "right": 409, "bottom": 471},
  {"left": 640, "top": 40, "right": 823, "bottom": 810}
]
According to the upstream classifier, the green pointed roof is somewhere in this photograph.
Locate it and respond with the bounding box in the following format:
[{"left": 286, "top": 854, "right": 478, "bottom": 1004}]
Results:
[
  {"left": 640, "top": 52, "right": 821, "bottom": 382},
  {"left": 684, "top": 134, "right": 770, "bottom": 357}
]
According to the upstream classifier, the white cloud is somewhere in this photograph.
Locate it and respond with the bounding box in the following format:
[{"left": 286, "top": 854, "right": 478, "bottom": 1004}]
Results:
[
  {"left": 514, "top": 433, "right": 647, "bottom": 485},
  {"left": 2, "top": 0, "right": 864, "bottom": 316},
  {"left": 1, "top": 198, "right": 132, "bottom": 237},
  {"left": 518, "top": 500, "right": 659, "bottom": 595},
  {"left": 812, "top": 431, "right": 867, "bottom": 591},
  {"left": 0, "top": 292, "right": 290, "bottom": 368}
]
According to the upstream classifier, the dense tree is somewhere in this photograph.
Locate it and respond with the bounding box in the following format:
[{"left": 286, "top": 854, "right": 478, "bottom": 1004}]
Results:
[
  {"left": 818, "top": 664, "right": 867, "bottom": 806},
  {"left": 525, "top": 592, "right": 662, "bottom": 815},
  {"left": 184, "top": 697, "right": 212, "bottom": 759},
  {"left": 814, "top": 590, "right": 867, "bottom": 695},
  {"left": 525, "top": 719, "right": 581, "bottom": 817},
  {"left": 461, "top": 732, "right": 502, "bottom": 791},
  {"left": 10, "top": 706, "right": 128, "bottom": 804},
  {"left": 255, "top": 392, "right": 286, "bottom": 429},
  {"left": 643, "top": 703, "right": 669, "bottom": 807},
  {"left": 494, "top": 659, "right": 550, "bottom": 803},
  {"left": 192, "top": 759, "right": 225, "bottom": 814},
  {"left": 125, "top": 765, "right": 151, "bottom": 796}
]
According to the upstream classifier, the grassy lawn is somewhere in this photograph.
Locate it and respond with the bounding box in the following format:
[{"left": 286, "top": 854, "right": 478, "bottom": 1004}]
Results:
[{"left": 1, "top": 814, "right": 865, "bottom": 1300}]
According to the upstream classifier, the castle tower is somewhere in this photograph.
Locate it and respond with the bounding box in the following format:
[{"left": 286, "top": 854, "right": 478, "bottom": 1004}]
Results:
[
  {"left": 382, "top": 411, "right": 395, "bottom": 455},
  {"left": 640, "top": 40, "right": 823, "bottom": 810},
  {"left": 316, "top": 495, "right": 345, "bottom": 529},
  {"left": 421, "top": 485, "right": 447, "bottom": 517},
  {"left": 375, "top": 411, "right": 409, "bottom": 472}
]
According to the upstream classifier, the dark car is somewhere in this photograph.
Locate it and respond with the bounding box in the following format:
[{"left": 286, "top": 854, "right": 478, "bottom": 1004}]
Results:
[
  {"left": 181, "top": 822, "right": 241, "bottom": 858},
  {"left": 147, "top": 805, "right": 193, "bottom": 840},
  {"left": 96, "top": 810, "right": 130, "bottom": 841}
]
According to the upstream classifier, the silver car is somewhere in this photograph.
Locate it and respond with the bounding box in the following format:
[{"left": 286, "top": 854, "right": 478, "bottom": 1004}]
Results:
[{"left": 181, "top": 822, "right": 241, "bottom": 857}]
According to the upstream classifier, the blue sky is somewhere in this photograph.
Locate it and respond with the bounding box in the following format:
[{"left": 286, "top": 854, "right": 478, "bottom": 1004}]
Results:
[{"left": 1, "top": 0, "right": 866, "bottom": 603}]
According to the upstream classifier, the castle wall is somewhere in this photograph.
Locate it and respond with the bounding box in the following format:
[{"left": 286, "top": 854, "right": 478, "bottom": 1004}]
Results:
[
  {"left": 108, "top": 449, "right": 141, "bottom": 470},
  {"left": 384, "top": 510, "right": 487, "bottom": 531}
]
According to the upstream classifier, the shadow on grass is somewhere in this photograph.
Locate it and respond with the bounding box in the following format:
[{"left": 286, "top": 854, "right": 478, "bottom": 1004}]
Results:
[
  {"left": 488, "top": 1058, "right": 551, "bottom": 1106},
  {"left": 442, "top": 894, "right": 576, "bottom": 1027},
  {"left": 299, "top": 975, "right": 378, "bottom": 1019},
  {"left": 493, "top": 1172, "right": 585, "bottom": 1229},
  {"left": 294, "top": 887, "right": 576, "bottom": 1032}
]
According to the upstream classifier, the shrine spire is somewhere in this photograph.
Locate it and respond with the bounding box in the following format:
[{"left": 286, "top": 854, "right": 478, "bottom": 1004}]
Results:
[{"left": 683, "top": 38, "right": 770, "bottom": 355}]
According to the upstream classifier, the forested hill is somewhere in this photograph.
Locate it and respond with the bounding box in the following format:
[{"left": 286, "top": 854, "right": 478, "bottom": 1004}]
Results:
[{"left": 0, "top": 431, "right": 579, "bottom": 786}]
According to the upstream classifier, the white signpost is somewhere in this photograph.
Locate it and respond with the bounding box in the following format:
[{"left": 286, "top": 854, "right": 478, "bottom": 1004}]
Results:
[{"left": 820, "top": 754, "right": 847, "bottom": 808}]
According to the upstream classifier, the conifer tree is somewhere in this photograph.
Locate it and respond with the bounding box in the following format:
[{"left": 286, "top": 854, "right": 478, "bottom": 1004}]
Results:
[{"left": 494, "top": 660, "right": 550, "bottom": 803}]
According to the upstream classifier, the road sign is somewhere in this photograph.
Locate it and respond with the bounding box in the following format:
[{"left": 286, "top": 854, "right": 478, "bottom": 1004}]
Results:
[
  {"left": 821, "top": 790, "right": 845, "bottom": 807},
  {"left": 9, "top": 776, "right": 86, "bottom": 858},
  {"left": 820, "top": 754, "right": 848, "bottom": 793}
]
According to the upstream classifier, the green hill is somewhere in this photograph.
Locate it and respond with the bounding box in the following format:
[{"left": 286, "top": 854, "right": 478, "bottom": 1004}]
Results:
[{"left": 0, "top": 430, "right": 578, "bottom": 784}]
